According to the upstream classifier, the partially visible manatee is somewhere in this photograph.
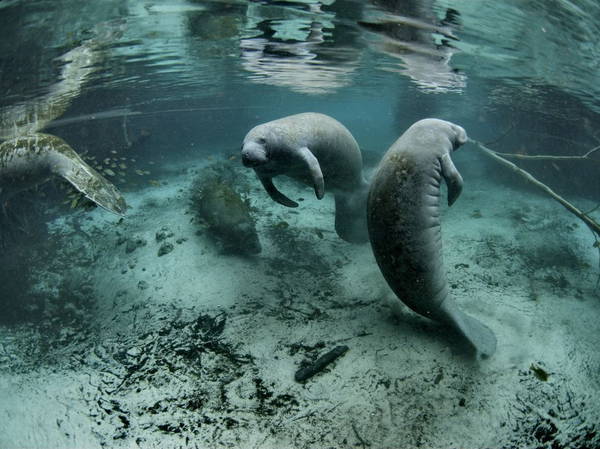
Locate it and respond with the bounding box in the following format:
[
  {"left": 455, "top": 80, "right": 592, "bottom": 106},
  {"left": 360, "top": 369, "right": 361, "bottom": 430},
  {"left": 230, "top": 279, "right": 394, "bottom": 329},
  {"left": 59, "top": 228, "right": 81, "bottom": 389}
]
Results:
[
  {"left": 0, "top": 33, "right": 127, "bottom": 217},
  {"left": 0, "top": 133, "right": 127, "bottom": 215},
  {"left": 192, "top": 165, "right": 261, "bottom": 255}
]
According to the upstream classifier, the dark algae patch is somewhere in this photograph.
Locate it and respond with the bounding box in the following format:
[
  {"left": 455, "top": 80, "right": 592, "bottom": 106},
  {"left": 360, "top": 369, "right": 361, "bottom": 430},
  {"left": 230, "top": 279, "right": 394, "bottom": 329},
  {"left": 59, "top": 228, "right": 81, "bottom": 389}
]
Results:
[
  {"left": 86, "top": 309, "right": 302, "bottom": 446},
  {"left": 530, "top": 363, "right": 550, "bottom": 382}
]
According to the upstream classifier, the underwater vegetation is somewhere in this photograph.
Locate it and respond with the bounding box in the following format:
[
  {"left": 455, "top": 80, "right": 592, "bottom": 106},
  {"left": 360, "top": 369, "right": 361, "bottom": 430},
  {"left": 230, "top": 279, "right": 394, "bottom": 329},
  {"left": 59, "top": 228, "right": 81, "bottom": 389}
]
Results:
[{"left": 190, "top": 161, "right": 261, "bottom": 255}]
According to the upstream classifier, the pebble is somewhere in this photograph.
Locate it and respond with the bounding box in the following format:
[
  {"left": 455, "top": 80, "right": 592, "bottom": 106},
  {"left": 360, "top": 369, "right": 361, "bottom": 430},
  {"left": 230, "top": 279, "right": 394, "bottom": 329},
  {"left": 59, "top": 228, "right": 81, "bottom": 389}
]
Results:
[
  {"left": 158, "top": 242, "right": 174, "bottom": 257},
  {"left": 156, "top": 227, "right": 174, "bottom": 242},
  {"left": 126, "top": 237, "right": 147, "bottom": 254}
]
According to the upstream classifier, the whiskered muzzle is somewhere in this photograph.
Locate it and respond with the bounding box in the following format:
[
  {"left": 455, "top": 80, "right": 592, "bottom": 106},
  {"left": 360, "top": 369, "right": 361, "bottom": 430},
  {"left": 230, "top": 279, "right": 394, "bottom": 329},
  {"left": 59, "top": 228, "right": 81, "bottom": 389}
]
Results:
[
  {"left": 241, "top": 152, "right": 261, "bottom": 167},
  {"left": 241, "top": 142, "right": 268, "bottom": 167}
]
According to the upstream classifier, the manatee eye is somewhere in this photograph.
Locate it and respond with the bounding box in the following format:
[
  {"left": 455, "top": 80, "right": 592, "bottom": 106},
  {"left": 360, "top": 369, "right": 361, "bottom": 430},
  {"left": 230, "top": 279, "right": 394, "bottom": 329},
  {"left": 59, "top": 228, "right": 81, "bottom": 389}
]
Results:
[{"left": 257, "top": 138, "right": 266, "bottom": 145}]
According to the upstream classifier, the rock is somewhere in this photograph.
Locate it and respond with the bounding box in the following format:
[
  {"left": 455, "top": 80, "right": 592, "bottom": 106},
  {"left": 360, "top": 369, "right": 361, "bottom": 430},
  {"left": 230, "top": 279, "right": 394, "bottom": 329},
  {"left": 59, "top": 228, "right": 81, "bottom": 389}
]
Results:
[
  {"left": 156, "top": 227, "right": 174, "bottom": 242},
  {"left": 126, "top": 237, "right": 147, "bottom": 254},
  {"left": 158, "top": 242, "right": 174, "bottom": 257},
  {"left": 127, "top": 347, "right": 142, "bottom": 358}
]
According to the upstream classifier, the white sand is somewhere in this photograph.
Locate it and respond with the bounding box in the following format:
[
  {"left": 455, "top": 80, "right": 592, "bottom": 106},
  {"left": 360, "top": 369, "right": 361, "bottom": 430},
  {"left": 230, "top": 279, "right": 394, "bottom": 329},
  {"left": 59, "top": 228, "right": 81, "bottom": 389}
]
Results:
[{"left": 1, "top": 155, "right": 599, "bottom": 449}]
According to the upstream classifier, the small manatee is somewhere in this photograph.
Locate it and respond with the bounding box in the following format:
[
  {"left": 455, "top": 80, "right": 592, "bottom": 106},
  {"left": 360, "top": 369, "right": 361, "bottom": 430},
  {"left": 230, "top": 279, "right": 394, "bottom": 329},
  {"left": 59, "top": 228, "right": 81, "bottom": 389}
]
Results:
[{"left": 192, "top": 167, "right": 261, "bottom": 255}]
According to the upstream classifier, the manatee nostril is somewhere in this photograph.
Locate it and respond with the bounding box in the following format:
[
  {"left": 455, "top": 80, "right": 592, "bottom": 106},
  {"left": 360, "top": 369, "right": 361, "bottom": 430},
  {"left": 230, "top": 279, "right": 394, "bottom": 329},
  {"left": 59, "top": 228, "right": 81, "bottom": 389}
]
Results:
[{"left": 241, "top": 152, "right": 257, "bottom": 167}]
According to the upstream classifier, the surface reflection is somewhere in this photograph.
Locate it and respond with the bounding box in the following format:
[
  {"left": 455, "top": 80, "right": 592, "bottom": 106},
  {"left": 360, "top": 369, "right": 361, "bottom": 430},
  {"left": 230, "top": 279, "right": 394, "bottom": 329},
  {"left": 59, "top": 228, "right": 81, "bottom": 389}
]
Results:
[
  {"left": 359, "top": 0, "right": 466, "bottom": 93},
  {"left": 239, "top": 0, "right": 360, "bottom": 94}
]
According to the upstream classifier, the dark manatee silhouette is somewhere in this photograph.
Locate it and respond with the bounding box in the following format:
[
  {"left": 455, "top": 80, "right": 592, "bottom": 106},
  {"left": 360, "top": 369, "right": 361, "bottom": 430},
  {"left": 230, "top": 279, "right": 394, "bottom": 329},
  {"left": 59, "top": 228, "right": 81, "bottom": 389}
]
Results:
[
  {"left": 191, "top": 163, "right": 261, "bottom": 256},
  {"left": 241, "top": 112, "right": 369, "bottom": 243},
  {"left": 367, "top": 118, "right": 497, "bottom": 357}
]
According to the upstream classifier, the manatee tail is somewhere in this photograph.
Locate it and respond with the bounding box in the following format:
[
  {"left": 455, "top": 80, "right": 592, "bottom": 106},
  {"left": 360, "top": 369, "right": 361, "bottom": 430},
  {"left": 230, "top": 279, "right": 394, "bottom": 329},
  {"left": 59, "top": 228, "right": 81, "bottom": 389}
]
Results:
[
  {"left": 440, "top": 299, "right": 497, "bottom": 357},
  {"left": 41, "top": 134, "right": 127, "bottom": 216},
  {"left": 333, "top": 180, "right": 369, "bottom": 243}
]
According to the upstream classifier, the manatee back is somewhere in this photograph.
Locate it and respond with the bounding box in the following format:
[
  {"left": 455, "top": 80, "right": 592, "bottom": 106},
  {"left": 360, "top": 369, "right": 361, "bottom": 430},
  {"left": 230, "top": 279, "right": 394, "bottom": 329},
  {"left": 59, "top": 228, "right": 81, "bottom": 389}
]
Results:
[
  {"left": 367, "top": 127, "right": 448, "bottom": 319},
  {"left": 275, "top": 113, "right": 365, "bottom": 191}
]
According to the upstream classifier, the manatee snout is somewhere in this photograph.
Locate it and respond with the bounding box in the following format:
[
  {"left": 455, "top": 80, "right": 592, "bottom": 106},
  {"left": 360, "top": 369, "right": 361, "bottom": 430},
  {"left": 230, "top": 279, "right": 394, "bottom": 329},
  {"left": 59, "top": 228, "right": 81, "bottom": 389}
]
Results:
[
  {"left": 451, "top": 124, "right": 467, "bottom": 149},
  {"left": 440, "top": 120, "right": 467, "bottom": 150},
  {"left": 241, "top": 140, "right": 268, "bottom": 167}
]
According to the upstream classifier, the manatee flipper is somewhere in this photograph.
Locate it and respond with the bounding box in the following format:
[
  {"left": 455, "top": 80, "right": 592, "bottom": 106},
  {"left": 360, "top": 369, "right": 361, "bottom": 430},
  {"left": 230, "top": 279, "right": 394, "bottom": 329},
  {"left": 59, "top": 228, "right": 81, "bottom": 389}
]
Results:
[
  {"left": 297, "top": 147, "right": 325, "bottom": 200},
  {"left": 439, "top": 299, "right": 497, "bottom": 357},
  {"left": 440, "top": 153, "right": 463, "bottom": 206},
  {"left": 60, "top": 155, "right": 127, "bottom": 216},
  {"left": 42, "top": 134, "right": 127, "bottom": 215},
  {"left": 257, "top": 172, "right": 298, "bottom": 207}
]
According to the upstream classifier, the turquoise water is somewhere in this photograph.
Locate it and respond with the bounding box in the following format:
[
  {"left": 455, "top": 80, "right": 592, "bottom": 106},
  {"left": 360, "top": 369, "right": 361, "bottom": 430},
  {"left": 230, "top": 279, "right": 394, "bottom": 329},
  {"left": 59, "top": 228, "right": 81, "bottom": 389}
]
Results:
[
  {"left": 3, "top": 0, "right": 599, "bottom": 163},
  {"left": 1, "top": 1, "right": 600, "bottom": 448}
]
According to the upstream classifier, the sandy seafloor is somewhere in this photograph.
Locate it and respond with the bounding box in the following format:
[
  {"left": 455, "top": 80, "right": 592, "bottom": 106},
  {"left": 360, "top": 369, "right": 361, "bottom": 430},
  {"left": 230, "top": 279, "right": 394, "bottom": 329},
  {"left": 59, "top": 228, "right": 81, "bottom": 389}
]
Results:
[{"left": 0, "top": 150, "right": 599, "bottom": 449}]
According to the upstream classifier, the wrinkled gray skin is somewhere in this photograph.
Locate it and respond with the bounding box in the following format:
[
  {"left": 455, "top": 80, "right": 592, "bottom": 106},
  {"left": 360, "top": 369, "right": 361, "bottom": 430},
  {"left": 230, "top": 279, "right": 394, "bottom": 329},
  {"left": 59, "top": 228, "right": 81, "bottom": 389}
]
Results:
[
  {"left": 0, "top": 134, "right": 127, "bottom": 216},
  {"left": 241, "top": 112, "right": 369, "bottom": 243},
  {"left": 368, "top": 118, "right": 496, "bottom": 357}
]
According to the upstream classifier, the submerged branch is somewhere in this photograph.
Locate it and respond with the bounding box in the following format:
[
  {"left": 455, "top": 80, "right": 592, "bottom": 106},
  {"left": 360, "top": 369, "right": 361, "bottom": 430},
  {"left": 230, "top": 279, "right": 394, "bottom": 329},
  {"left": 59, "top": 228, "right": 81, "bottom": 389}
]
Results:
[
  {"left": 468, "top": 139, "right": 600, "bottom": 237},
  {"left": 492, "top": 144, "right": 600, "bottom": 161}
]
